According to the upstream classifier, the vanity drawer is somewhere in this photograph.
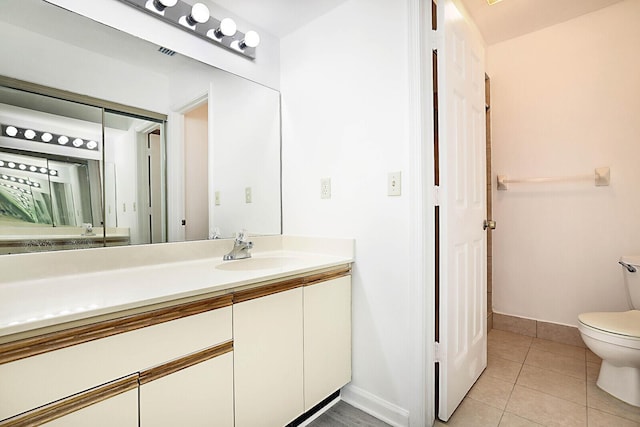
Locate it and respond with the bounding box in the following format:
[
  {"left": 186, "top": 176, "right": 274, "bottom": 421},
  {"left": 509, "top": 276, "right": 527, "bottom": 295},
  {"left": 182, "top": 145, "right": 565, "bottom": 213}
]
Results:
[{"left": 0, "top": 304, "right": 232, "bottom": 421}]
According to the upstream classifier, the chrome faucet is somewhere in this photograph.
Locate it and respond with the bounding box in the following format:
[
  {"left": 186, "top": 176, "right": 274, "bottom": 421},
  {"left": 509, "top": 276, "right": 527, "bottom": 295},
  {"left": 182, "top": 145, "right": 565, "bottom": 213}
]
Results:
[{"left": 223, "top": 230, "right": 253, "bottom": 260}]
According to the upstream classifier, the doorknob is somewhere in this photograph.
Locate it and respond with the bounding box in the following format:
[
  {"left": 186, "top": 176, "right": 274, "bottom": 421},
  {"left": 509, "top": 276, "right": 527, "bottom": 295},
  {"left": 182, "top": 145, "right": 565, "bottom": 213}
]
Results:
[{"left": 483, "top": 220, "right": 496, "bottom": 230}]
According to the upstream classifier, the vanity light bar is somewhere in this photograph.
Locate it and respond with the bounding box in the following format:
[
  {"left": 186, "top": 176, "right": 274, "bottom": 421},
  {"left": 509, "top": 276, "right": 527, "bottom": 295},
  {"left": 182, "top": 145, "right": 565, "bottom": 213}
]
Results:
[
  {"left": 0, "top": 181, "right": 32, "bottom": 195},
  {"left": 0, "top": 173, "right": 41, "bottom": 188},
  {"left": 116, "top": 0, "right": 260, "bottom": 59},
  {"left": 1, "top": 125, "right": 99, "bottom": 151},
  {"left": 0, "top": 159, "right": 58, "bottom": 177}
]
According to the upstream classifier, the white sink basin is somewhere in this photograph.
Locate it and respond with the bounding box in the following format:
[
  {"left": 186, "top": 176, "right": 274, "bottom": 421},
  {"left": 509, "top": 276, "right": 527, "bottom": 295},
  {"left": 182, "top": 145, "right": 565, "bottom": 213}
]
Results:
[{"left": 215, "top": 257, "right": 302, "bottom": 271}]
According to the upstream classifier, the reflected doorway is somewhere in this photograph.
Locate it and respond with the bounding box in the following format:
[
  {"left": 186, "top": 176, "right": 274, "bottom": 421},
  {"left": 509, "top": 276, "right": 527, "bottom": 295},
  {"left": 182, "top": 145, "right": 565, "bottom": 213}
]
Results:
[{"left": 183, "top": 102, "right": 209, "bottom": 241}]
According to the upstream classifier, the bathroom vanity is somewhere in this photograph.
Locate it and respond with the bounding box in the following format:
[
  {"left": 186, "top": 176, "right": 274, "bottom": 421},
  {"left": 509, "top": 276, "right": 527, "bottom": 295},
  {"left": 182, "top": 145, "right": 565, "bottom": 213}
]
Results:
[{"left": 0, "top": 236, "right": 354, "bottom": 427}]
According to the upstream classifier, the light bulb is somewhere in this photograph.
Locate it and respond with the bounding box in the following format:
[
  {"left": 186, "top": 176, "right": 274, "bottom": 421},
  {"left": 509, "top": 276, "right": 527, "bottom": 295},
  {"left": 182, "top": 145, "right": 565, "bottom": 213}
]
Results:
[
  {"left": 241, "top": 31, "right": 260, "bottom": 49},
  {"left": 10, "top": 176, "right": 16, "bottom": 181},
  {"left": 187, "top": 3, "right": 210, "bottom": 25},
  {"left": 24, "top": 129, "right": 36, "bottom": 139},
  {"left": 73, "top": 138, "right": 84, "bottom": 147},
  {"left": 18, "top": 178, "right": 25, "bottom": 184},
  {"left": 41, "top": 132, "right": 53, "bottom": 142},
  {"left": 217, "top": 18, "right": 237, "bottom": 37},
  {"left": 5, "top": 126, "right": 17, "bottom": 137},
  {"left": 0, "top": 161, "right": 4, "bottom": 167},
  {"left": 86, "top": 141, "right": 98, "bottom": 150},
  {"left": 8, "top": 162, "right": 15, "bottom": 168},
  {"left": 58, "top": 136, "right": 69, "bottom": 145},
  {"left": 49, "top": 170, "right": 57, "bottom": 176},
  {"left": 18, "top": 164, "right": 27, "bottom": 170},
  {"left": 152, "top": 0, "right": 177, "bottom": 11},
  {"left": 29, "top": 165, "right": 37, "bottom": 172},
  {"left": 39, "top": 167, "right": 48, "bottom": 174}
]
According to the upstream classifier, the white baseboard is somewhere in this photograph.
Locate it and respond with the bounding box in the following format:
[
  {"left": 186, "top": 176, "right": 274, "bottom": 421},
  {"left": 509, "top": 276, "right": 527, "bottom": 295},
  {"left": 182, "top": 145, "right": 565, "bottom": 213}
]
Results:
[{"left": 340, "top": 384, "right": 410, "bottom": 427}]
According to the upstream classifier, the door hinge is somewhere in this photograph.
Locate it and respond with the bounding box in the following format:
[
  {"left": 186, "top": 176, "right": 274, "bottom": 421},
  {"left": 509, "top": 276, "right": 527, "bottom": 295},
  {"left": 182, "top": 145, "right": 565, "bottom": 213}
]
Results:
[
  {"left": 431, "top": 29, "right": 440, "bottom": 51},
  {"left": 434, "top": 341, "right": 441, "bottom": 362},
  {"left": 433, "top": 186, "right": 441, "bottom": 206}
]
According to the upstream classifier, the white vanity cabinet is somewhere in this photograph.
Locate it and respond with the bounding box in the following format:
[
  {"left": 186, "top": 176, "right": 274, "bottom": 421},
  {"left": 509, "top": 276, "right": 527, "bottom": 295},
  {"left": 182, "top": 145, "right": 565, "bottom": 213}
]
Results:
[
  {"left": 0, "top": 295, "right": 233, "bottom": 426},
  {"left": 140, "top": 350, "right": 234, "bottom": 427},
  {"left": 233, "top": 269, "right": 352, "bottom": 427},
  {"left": 233, "top": 285, "right": 305, "bottom": 427},
  {"left": 303, "top": 275, "right": 352, "bottom": 410}
]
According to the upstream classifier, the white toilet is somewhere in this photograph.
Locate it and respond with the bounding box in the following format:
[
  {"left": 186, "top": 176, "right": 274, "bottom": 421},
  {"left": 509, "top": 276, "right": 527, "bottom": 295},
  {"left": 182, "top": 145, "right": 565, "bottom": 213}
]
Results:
[{"left": 578, "top": 256, "right": 640, "bottom": 407}]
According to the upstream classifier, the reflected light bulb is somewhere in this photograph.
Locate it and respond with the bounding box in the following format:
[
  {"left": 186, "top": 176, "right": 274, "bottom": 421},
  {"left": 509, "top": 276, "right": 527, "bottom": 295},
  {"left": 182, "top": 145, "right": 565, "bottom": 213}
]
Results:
[
  {"left": 18, "top": 164, "right": 27, "bottom": 170},
  {"left": 49, "top": 170, "right": 57, "bottom": 176},
  {"left": 5, "top": 126, "right": 18, "bottom": 137},
  {"left": 29, "top": 165, "right": 37, "bottom": 172},
  {"left": 58, "top": 136, "right": 69, "bottom": 145},
  {"left": 39, "top": 167, "right": 48, "bottom": 174},
  {"left": 41, "top": 132, "right": 53, "bottom": 142},
  {"left": 73, "top": 138, "right": 84, "bottom": 147},
  {"left": 86, "top": 141, "right": 98, "bottom": 150},
  {"left": 24, "top": 129, "right": 36, "bottom": 139},
  {"left": 8, "top": 162, "right": 15, "bottom": 168}
]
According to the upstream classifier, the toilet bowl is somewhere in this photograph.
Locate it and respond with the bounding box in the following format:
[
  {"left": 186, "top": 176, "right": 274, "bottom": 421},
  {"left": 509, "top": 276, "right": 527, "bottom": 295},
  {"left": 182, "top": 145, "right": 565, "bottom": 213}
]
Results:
[{"left": 578, "top": 256, "right": 640, "bottom": 407}]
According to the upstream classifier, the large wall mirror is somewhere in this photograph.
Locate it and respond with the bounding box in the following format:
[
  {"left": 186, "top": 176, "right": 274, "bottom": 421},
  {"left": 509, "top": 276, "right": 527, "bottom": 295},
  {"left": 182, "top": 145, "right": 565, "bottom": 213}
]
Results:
[{"left": 0, "top": 0, "right": 282, "bottom": 254}]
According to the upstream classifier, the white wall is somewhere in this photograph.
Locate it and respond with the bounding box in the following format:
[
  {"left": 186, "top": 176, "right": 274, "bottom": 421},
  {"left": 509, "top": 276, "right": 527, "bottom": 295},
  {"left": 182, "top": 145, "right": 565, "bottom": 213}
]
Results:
[
  {"left": 488, "top": 0, "right": 640, "bottom": 326},
  {"left": 281, "top": 0, "right": 419, "bottom": 424}
]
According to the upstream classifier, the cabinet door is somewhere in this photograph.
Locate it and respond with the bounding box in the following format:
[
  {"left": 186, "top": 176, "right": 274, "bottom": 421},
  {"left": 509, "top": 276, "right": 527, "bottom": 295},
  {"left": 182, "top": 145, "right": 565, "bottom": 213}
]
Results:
[
  {"left": 304, "top": 276, "right": 352, "bottom": 410},
  {"left": 43, "top": 389, "right": 138, "bottom": 427},
  {"left": 233, "top": 287, "right": 304, "bottom": 427},
  {"left": 140, "top": 352, "right": 234, "bottom": 427}
]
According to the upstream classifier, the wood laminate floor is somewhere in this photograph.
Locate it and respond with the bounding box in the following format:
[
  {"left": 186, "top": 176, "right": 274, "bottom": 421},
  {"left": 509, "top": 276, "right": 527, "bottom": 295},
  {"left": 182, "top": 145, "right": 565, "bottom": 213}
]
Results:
[{"left": 307, "top": 401, "right": 391, "bottom": 427}]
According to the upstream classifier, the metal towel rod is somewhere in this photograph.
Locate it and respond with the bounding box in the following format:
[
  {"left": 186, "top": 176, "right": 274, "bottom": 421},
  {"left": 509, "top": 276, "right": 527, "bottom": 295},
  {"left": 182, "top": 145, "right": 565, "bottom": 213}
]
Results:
[{"left": 497, "top": 167, "right": 610, "bottom": 191}]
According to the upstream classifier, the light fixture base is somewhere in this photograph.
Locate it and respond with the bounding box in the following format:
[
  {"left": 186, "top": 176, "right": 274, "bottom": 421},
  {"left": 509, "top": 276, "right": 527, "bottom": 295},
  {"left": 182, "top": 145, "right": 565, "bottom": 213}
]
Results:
[{"left": 116, "top": 0, "right": 257, "bottom": 59}]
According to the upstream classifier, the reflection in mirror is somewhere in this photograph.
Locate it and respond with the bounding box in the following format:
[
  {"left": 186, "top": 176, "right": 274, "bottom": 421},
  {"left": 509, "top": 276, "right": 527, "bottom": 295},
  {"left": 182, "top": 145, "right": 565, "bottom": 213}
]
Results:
[
  {"left": 0, "top": 84, "right": 167, "bottom": 254},
  {"left": 0, "top": 0, "right": 282, "bottom": 252}
]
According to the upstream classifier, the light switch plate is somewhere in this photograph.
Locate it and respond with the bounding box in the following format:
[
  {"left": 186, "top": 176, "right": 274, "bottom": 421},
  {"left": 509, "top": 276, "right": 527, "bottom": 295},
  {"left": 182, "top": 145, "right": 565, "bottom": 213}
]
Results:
[
  {"left": 245, "top": 187, "right": 252, "bottom": 203},
  {"left": 215, "top": 191, "right": 221, "bottom": 206},
  {"left": 388, "top": 172, "right": 401, "bottom": 196},
  {"left": 321, "top": 178, "right": 331, "bottom": 199}
]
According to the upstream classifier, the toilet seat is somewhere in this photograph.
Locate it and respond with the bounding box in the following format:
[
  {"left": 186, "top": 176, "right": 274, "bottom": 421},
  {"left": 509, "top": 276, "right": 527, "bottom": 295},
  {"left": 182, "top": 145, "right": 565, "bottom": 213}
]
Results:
[{"left": 578, "top": 310, "right": 640, "bottom": 337}]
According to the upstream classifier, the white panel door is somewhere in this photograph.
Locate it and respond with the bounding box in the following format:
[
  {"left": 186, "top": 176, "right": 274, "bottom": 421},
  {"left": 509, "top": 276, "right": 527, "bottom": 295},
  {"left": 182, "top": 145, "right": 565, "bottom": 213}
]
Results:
[{"left": 437, "top": 0, "right": 487, "bottom": 421}]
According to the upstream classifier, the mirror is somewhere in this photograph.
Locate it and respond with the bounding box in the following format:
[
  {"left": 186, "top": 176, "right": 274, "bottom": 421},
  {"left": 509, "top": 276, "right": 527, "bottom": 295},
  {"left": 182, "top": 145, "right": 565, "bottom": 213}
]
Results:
[{"left": 0, "top": 0, "right": 282, "bottom": 253}]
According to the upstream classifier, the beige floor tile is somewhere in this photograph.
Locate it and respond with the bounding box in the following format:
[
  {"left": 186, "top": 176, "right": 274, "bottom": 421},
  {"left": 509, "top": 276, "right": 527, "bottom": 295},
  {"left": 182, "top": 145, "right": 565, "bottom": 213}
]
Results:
[
  {"left": 489, "top": 329, "right": 534, "bottom": 348},
  {"left": 524, "top": 348, "right": 586, "bottom": 380},
  {"left": 587, "top": 408, "right": 640, "bottom": 427},
  {"left": 587, "top": 382, "right": 640, "bottom": 423},
  {"left": 468, "top": 373, "right": 515, "bottom": 410},
  {"left": 493, "top": 314, "right": 537, "bottom": 338},
  {"left": 486, "top": 353, "right": 523, "bottom": 383},
  {"left": 586, "top": 350, "right": 601, "bottom": 364},
  {"left": 586, "top": 362, "right": 600, "bottom": 384},
  {"left": 499, "top": 412, "right": 543, "bottom": 427},
  {"left": 489, "top": 340, "right": 530, "bottom": 364},
  {"left": 506, "top": 385, "right": 587, "bottom": 427},
  {"left": 441, "top": 397, "right": 503, "bottom": 427},
  {"left": 517, "top": 364, "right": 586, "bottom": 405},
  {"left": 531, "top": 338, "right": 586, "bottom": 361}
]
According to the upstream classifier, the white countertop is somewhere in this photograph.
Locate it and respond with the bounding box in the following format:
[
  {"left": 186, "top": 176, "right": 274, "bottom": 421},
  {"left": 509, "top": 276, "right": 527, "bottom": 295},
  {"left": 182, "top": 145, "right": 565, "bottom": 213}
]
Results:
[{"left": 0, "top": 236, "right": 354, "bottom": 339}]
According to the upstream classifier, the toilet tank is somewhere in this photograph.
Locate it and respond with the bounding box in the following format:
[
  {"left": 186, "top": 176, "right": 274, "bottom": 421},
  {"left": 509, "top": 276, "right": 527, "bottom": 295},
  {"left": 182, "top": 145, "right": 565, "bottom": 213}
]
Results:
[{"left": 621, "top": 256, "right": 640, "bottom": 309}]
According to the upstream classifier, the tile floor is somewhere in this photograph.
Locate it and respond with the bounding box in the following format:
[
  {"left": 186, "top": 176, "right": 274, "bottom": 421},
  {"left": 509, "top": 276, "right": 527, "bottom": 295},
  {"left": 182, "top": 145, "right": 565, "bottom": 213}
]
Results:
[{"left": 435, "top": 329, "right": 640, "bottom": 427}]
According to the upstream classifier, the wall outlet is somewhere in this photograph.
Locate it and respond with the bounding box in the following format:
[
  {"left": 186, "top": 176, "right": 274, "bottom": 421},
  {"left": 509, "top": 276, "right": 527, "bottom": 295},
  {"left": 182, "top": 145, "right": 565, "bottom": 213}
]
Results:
[
  {"left": 388, "top": 171, "right": 401, "bottom": 196},
  {"left": 320, "top": 178, "right": 331, "bottom": 199},
  {"left": 215, "top": 191, "right": 221, "bottom": 206},
  {"left": 245, "top": 187, "right": 252, "bottom": 203}
]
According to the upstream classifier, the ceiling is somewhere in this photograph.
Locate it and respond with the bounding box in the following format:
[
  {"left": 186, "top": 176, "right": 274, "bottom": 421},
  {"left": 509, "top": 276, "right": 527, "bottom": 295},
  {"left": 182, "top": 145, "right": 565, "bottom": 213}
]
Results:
[
  {"left": 208, "top": 0, "right": 350, "bottom": 37},
  {"left": 202, "top": 0, "right": 625, "bottom": 44},
  {"left": 458, "top": 0, "right": 625, "bottom": 45}
]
